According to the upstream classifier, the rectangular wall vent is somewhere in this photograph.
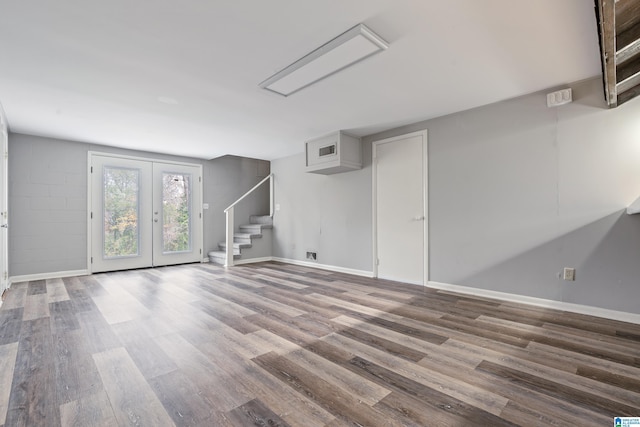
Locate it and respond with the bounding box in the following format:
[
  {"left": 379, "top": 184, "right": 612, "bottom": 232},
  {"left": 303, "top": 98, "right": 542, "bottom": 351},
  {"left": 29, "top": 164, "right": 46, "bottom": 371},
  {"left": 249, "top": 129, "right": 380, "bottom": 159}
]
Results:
[
  {"left": 305, "top": 131, "right": 362, "bottom": 175},
  {"left": 319, "top": 145, "right": 336, "bottom": 157}
]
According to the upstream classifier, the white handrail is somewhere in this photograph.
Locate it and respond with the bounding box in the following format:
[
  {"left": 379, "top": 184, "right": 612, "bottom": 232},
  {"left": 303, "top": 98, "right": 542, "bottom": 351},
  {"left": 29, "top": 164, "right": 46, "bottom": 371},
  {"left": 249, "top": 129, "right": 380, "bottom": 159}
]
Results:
[
  {"left": 224, "top": 173, "right": 273, "bottom": 267},
  {"left": 224, "top": 173, "right": 273, "bottom": 214}
]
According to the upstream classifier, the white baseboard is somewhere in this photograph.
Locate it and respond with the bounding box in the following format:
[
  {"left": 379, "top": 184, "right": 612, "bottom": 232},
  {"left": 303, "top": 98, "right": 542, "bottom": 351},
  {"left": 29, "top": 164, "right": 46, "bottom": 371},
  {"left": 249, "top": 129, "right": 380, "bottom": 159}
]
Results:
[
  {"left": 271, "top": 257, "right": 374, "bottom": 278},
  {"left": 10, "top": 269, "right": 90, "bottom": 285},
  {"left": 234, "top": 256, "right": 275, "bottom": 266},
  {"left": 203, "top": 256, "right": 373, "bottom": 277},
  {"left": 428, "top": 280, "right": 640, "bottom": 325}
]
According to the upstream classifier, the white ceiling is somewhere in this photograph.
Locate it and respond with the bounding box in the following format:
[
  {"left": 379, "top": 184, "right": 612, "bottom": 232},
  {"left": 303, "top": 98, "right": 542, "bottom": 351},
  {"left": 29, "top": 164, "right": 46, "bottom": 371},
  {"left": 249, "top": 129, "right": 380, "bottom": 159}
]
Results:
[{"left": 0, "top": 0, "right": 602, "bottom": 160}]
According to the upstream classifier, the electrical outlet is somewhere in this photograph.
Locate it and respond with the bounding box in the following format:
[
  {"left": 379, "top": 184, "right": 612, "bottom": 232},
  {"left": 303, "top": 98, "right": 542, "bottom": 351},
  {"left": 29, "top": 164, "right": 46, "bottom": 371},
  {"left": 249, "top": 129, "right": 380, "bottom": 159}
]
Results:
[
  {"left": 306, "top": 251, "right": 317, "bottom": 261},
  {"left": 563, "top": 267, "right": 575, "bottom": 281}
]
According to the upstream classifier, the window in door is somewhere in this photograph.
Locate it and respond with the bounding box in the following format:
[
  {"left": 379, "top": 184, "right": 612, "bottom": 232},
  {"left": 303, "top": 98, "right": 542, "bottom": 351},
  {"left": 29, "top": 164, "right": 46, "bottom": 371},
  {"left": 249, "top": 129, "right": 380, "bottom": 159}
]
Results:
[{"left": 90, "top": 153, "right": 202, "bottom": 273}]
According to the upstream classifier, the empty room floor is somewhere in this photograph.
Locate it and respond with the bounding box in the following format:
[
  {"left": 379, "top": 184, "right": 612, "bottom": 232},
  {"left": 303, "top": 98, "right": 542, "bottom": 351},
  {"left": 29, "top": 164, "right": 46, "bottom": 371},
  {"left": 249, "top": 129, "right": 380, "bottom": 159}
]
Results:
[{"left": 0, "top": 261, "right": 639, "bottom": 426}]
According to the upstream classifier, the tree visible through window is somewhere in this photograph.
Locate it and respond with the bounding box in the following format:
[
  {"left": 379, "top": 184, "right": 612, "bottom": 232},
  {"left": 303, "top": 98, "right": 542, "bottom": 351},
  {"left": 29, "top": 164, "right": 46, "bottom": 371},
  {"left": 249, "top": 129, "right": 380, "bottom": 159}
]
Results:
[
  {"left": 103, "top": 167, "right": 139, "bottom": 258},
  {"left": 162, "top": 173, "right": 191, "bottom": 253}
]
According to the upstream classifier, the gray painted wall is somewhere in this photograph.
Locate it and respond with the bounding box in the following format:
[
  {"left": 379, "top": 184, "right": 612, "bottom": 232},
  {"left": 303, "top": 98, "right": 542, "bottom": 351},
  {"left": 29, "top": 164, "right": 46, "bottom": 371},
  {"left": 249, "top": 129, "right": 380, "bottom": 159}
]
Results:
[
  {"left": 272, "top": 77, "right": 640, "bottom": 313},
  {"left": 271, "top": 143, "right": 372, "bottom": 272},
  {"left": 9, "top": 133, "right": 269, "bottom": 276}
]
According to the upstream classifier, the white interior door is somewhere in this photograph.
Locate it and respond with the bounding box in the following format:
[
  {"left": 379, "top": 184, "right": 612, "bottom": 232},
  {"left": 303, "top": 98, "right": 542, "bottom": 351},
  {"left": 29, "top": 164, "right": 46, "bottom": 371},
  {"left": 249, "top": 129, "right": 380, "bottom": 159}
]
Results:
[
  {"left": 90, "top": 154, "right": 202, "bottom": 273},
  {"left": 373, "top": 131, "right": 427, "bottom": 285},
  {"left": 0, "top": 106, "right": 7, "bottom": 294}
]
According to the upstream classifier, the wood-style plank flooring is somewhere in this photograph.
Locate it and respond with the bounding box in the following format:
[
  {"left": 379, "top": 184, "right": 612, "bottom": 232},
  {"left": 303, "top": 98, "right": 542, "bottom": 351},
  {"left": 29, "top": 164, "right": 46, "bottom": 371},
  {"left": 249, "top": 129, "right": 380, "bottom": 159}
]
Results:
[{"left": 1, "top": 261, "right": 639, "bottom": 426}]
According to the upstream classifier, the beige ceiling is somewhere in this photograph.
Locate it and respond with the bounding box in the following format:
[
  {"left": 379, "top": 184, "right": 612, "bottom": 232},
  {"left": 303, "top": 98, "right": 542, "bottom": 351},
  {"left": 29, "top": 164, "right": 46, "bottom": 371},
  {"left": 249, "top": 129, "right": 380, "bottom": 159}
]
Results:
[{"left": 0, "top": 1, "right": 602, "bottom": 160}]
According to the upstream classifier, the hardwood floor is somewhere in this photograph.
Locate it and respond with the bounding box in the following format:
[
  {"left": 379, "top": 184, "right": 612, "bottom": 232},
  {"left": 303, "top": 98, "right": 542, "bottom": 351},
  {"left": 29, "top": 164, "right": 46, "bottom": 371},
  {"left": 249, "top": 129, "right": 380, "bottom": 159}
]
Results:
[{"left": 0, "top": 261, "right": 639, "bottom": 426}]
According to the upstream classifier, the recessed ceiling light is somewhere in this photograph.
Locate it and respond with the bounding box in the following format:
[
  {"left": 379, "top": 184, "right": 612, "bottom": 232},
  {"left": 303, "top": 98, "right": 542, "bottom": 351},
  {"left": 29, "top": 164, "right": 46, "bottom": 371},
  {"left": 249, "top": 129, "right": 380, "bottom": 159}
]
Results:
[{"left": 260, "top": 23, "right": 388, "bottom": 97}]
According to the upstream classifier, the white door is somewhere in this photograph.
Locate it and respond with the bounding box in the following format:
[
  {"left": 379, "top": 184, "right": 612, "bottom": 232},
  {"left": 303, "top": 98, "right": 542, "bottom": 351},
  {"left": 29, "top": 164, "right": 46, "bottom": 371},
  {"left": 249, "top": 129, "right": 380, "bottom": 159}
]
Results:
[
  {"left": 90, "top": 154, "right": 202, "bottom": 273},
  {"left": 0, "top": 105, "right": 7, "bottom": 294},
  {"left": 152, "top": 162, "right": 202, "bottom": 267},
  {"left": 373, "top": 131, "right": 427, "bottom": 285},
  {"left": 91, "top": 155, "right": 153, "bottom": 273}
]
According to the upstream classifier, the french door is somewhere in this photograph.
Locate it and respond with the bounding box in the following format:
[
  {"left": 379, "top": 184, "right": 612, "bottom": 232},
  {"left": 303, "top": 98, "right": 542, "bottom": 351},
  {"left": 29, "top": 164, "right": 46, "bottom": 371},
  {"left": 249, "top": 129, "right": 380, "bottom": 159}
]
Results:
[{"left": 90, "top": 153, "right": 202, "bottom": 273}]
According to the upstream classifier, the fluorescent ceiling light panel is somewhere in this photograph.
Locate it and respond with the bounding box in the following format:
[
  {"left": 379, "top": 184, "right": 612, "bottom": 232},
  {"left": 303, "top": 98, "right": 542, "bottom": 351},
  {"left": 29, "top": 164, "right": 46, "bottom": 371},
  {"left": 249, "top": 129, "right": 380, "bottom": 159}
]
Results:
[{"left": 260, "top": 24, "right": 388, "bottom": 97}]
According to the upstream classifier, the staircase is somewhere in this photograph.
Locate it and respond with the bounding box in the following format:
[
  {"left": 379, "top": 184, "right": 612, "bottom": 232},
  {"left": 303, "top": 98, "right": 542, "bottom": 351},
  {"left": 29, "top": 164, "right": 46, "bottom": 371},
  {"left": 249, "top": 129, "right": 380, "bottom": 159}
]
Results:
[{"left": 209, "top": 215, "right": 272, "bottom": 265}]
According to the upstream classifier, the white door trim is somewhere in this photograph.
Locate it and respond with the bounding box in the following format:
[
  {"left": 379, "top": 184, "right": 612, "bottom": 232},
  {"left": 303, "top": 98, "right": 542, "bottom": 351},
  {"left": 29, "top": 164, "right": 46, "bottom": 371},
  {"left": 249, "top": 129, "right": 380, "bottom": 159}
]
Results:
[
  {"left": 0, "top": 103, "right": 8, "bottom": 294},
  {"left": 88, "top": 151, "right": 203, "bottom": 167},
  {"left": 87, "top": 151, "right": 204, "bottom": 273},
  {"left": 372, "top": 130, "right": 428, "bottom": 285}
]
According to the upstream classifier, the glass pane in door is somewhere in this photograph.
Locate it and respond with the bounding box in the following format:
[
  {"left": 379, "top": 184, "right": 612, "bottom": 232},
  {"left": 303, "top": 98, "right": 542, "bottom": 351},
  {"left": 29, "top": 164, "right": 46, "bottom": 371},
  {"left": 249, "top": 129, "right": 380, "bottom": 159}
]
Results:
[
  {"left": 103, "top": 167, "right": 140, "bottom": 258},
  {"left": 162, "top": 172, "right": 191, "bottom": 253}
]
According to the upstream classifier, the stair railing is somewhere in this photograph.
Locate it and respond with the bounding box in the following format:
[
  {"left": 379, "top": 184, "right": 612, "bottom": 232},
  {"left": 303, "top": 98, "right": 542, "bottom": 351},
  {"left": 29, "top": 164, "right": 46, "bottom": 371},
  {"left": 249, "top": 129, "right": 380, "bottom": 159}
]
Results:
[{"left": 223, "top": 173, "right": 273, "bottom": 267}]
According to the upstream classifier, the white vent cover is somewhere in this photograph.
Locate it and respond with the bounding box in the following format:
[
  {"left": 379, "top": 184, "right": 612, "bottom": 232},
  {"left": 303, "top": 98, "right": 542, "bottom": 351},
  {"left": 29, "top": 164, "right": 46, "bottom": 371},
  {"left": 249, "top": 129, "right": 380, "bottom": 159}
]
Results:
[{"left": 305, "top": 131, "right": 362, "bottom": 175}]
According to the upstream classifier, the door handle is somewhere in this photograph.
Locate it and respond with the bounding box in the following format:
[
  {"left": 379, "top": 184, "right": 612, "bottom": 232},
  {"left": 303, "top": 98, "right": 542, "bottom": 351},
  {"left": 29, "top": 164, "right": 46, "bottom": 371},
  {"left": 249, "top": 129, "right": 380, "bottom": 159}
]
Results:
[
  {"left": 0, "top": 224, "right": 7, "bottom": 228},
  {"left": 412, "top": 216, "right": 425, "bottom": 221}
]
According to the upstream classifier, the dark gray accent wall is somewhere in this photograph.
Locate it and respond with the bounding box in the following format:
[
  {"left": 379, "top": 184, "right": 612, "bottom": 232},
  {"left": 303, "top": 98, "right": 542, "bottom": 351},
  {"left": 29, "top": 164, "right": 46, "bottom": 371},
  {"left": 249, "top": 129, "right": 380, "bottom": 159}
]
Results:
[
  {"left": 8, "top": 133, "right": 269, "bottom": 276},
  {"left": 204, "top": 155, "right": 271, "bottom": 251},
  {"left": 272, "top": 77, "right": 640, "bottom": 313}
]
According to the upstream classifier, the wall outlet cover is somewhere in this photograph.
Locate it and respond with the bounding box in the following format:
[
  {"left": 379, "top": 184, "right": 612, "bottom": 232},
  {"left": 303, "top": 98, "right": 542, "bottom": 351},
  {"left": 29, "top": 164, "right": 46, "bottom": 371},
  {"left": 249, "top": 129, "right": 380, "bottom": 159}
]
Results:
[{"left": 563, "top": 267, "right": 576, "bottom": 281}]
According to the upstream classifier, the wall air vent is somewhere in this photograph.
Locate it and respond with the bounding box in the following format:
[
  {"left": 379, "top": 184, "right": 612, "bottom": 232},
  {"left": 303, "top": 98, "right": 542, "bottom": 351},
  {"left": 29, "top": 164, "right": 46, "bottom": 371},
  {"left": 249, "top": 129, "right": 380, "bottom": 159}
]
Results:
[
  {"left": 319, "top": 144, "right": 336, "bottom": 157},
  {"left": 305, "top": 131, "right": 362, "bottom": 175}
]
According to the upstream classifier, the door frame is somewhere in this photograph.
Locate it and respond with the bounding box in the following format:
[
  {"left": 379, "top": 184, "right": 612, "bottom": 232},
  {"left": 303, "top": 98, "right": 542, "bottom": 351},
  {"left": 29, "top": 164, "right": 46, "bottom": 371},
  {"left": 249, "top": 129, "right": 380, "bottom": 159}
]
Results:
[
  {"left": 372, "top": 130, "right": 428, "bottom": 285},
  {"left": 87, "top": 151, "right": 204, "bottom": 273},
  {"left": 0, "top": 103, "right": 7, "bottom": 294}
]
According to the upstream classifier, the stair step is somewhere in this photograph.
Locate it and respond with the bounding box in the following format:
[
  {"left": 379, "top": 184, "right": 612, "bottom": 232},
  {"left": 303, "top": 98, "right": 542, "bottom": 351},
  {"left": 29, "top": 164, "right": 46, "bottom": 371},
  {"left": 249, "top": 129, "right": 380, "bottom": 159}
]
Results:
[
  {"left": 239, "top": 224, "right": 272, "bottom": 233},
  {"left": 219, "top": 242, "right": 250, "bottom": 251},
  {"left": 234, "top": 233, "right": 260, "bottom": 243},
  {"left": 250, "top": 215, "right": 273, "bottom": 226},
  {"left": 211, "top": 214, "right": 272, "bottom": 265},
  {"left": 208, "top": 250, "right": 241, "bottom": 263}
]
